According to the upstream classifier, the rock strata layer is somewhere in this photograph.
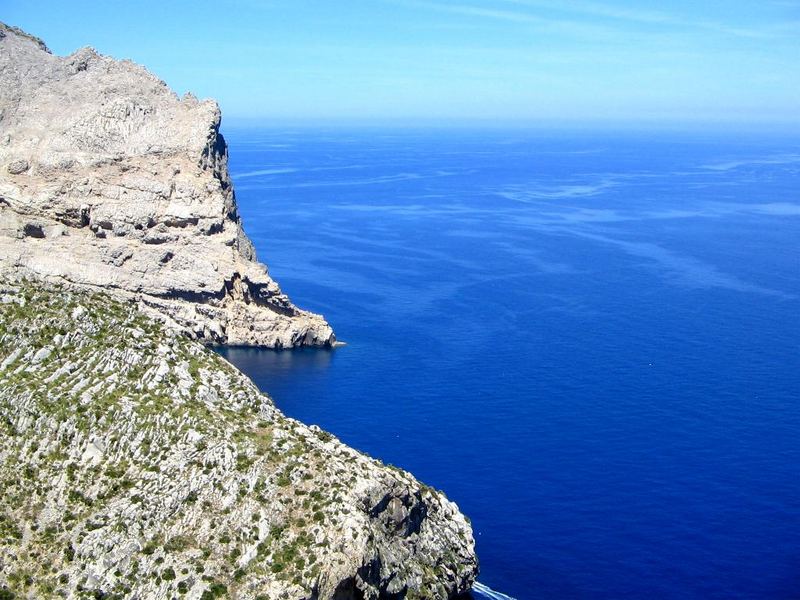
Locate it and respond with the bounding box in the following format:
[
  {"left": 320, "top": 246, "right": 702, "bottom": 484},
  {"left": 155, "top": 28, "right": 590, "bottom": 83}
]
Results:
[
  {"left": 0, "top": 284, "right": 478, "bottom": 599},
  {"left": 0, "top": 22, "right": 334, "bottom": 348}
]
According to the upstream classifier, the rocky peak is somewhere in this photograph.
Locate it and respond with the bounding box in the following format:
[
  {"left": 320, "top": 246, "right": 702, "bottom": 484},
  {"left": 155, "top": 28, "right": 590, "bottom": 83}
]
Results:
[
  {"left": 0, "top": 22, "right": 50, "bottom": 53},
  {"left": 0, "top": 23, "right": 335, "bottom": 348}
]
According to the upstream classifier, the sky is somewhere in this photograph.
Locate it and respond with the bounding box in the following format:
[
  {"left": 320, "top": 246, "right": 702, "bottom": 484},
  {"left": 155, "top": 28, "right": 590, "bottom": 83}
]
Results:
[{"left": 4, "top": 1, "right": 800, "bottom": 126}]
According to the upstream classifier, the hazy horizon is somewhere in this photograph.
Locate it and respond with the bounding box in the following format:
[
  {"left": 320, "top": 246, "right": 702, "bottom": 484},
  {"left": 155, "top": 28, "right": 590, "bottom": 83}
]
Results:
[{"left": 5, "top": 1, "right": 800, "bottom": 128}]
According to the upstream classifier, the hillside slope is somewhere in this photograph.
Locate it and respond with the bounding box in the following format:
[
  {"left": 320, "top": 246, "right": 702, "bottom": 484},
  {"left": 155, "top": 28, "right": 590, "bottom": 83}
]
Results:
[{"left": 0, "top": 284, "right": 477, "bottom": 599}]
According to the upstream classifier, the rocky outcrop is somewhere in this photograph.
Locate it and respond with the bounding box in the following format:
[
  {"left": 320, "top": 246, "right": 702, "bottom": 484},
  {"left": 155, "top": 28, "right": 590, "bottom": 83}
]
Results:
[
  {"left": 0, "top": 22, "right": 334, "bottom": 348},
  {"left": 0, "top": 23, "right": 479, "bottom": 600},
  {"left": 0, "top": 284, "right": 477, "bottom": 599}
]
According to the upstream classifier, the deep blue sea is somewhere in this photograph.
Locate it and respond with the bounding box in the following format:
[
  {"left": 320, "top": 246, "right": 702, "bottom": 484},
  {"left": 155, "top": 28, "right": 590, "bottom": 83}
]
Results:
[{"left": 216, "top": 126, "right": 800, "bottom": 600}]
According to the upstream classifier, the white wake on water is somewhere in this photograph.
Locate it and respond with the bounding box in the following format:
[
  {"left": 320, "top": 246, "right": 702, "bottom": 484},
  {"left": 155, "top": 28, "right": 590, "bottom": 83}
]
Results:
[{"left": 472, "top": 581, "right": 518, "bottom": 600}]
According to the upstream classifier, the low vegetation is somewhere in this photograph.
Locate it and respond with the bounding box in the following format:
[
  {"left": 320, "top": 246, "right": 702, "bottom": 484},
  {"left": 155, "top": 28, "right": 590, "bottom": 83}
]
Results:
[{"left": 0, "top": 282, "right": 474, "bottom": 599}]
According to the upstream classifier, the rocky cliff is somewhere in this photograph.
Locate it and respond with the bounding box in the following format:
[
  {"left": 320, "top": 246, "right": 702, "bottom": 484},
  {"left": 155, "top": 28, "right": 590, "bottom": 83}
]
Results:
[
  {"left": 0, "top": 283, "right": 477, "bottom": 599},
  {"left": 0, "top": 22, "right": 334, "bottom": 348},
  {"left": 0, "top": 22, "right": 479, "bottom": 600}
]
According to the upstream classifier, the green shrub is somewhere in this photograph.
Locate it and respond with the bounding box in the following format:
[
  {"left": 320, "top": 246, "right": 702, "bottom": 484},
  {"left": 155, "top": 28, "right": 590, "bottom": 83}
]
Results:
[
  {"left": 200, "top": 582, "right": 227, "bottom": 599},
  {"left": 0, "top": 587, "right": 15, "bottom": 600}
]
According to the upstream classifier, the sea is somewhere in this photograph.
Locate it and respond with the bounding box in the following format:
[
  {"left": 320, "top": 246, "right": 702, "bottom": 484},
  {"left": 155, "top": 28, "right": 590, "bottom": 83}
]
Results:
[{"left": 215, "top": 125, "right": 800, "bottom": 600}]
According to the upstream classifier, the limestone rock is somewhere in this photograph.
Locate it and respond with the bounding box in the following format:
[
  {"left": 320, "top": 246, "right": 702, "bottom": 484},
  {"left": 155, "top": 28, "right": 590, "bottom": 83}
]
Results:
[
  {"left": 0, "top": 284, "right": 478, "bottom": 599},
  {"left": 0, "top": 22, "right": 334, "bottom": 348}
]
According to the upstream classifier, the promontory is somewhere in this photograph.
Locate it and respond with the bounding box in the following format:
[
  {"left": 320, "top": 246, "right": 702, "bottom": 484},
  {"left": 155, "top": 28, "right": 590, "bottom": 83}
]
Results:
[
  {"left": 0, "top": 22, "right": 332, "bottom": 348},
  {"left": 0, "top": 23, "right": 478, "bottom": 600}
]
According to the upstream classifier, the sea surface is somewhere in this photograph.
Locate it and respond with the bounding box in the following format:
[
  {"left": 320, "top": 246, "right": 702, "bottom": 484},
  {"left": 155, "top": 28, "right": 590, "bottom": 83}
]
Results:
[{"left": 216, "top": 126, "right": 800, "bottom": 600}]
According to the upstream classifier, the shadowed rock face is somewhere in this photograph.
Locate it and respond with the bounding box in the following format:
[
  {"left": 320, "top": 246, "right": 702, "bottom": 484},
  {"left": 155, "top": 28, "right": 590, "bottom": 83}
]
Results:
[{"left": 0, "top": 22, "right": 335, "bottom": 348}]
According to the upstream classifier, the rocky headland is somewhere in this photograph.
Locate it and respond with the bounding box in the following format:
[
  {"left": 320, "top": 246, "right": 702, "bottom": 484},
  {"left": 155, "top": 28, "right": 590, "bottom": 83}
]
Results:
[
  {"left": 0, "top": 23, "right": 478, "bottom": 600},
  {"left": 0, "top": 22, "right": 333, "bottom": 349}
]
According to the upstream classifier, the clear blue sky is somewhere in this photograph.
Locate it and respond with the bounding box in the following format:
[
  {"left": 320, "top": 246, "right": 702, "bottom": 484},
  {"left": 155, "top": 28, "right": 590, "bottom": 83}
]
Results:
[{"left": 5, "top": 1, "right": 800, "bottom": 126}]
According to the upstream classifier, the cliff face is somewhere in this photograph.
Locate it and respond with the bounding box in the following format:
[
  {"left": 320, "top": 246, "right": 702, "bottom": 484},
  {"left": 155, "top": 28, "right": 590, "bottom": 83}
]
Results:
[
  {"left": 0, "top": 22, "right": 334, "bottom": 348},
  {"left": 0, "top": 24, "right": 479, "bottom": 599},
  {"left": 0, "top": 284, "right": 477, "bottom": 599}
]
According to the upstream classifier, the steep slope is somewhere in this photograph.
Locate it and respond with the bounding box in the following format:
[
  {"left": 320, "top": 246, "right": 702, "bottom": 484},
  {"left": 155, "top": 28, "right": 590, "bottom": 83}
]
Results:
[
  {"left": 0, "top": 284, "right": 477, "bottom": 599},
  {"left": 0, "top": 22, "right": 334, "bottom": 348}
]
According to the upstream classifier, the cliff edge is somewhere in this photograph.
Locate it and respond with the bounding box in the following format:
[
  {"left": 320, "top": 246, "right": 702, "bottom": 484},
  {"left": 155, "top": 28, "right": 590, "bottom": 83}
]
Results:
[
  {"left": 0, "top": 23, "right": 334, "bottom": 348},
  {"left": 0, "top": 23, "right": 479, "bottom": 600}
]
